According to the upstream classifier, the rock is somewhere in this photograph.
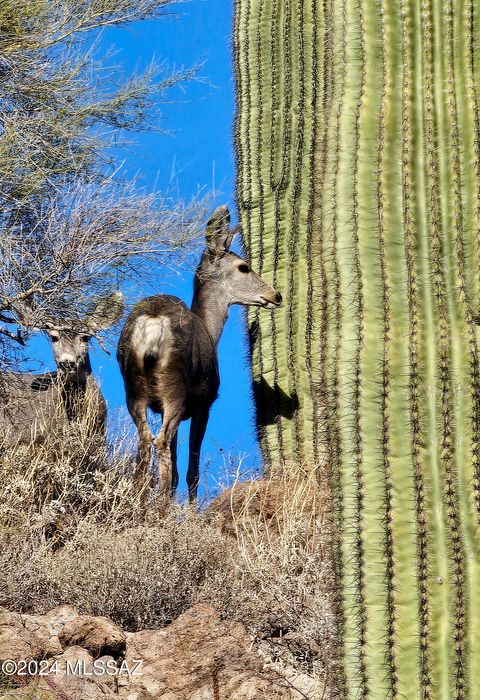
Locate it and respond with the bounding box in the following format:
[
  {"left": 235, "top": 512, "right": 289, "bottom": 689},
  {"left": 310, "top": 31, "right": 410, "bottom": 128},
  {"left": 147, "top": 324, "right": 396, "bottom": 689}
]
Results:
[
  {"left": 124, "top": 604, "right": 296, "bottom": 699},
  {"left": 51, "top": 644, "right": 94, "bottom": 673},
  {"left": 42, "top": 646, "right": 116, "bottom": 699},
  {"left": 90, "top": 654, "right": 119, "bottom": 690},
  {"left": 58, "top": 614, "right": 126, "bottom": 658},
  {"left": 0, "top": 608, "right": 43, "bottom": 664},
  {"left": 0, "top": 605, "right": 302, "bottom": 699},
  {"left": 118, "top": 690, "right": 154, "bottom": 700},
  {"left": 45, "top": 675, "right": 109, "bottom": 699},
  {"left": 5, "top": 676, "right": 119, "bottom": 699},
  {"left": 21, "top": 613, "right": 63, "bottom": 657},
  {"left": 41, "top": 604, "right": 80, "bottom": 637}
]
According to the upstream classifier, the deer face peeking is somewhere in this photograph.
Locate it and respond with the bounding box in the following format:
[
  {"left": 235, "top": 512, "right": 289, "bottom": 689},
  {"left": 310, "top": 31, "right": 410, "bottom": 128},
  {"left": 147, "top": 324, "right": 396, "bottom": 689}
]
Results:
[
  {"left": 1, "top": 293, "right": 124, "bottom": 444},
  {"left": 47, "top": 329, "right": 92, "bottom": 373}
]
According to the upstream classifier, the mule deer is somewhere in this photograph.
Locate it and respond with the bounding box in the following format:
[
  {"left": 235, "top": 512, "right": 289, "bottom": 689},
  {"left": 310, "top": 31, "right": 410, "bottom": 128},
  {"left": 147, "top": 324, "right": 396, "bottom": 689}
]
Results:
[
  {"left": 117, "top": 205, "right": 282, "bottom": 501},
  {"left": 1, "top": 293, "right": 124, "bottom": 444}
]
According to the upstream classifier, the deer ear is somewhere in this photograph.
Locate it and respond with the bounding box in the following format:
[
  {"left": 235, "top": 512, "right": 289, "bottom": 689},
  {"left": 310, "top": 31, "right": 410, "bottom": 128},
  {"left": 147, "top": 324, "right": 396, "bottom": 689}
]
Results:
[
  {"left": 223, "top": 223, "right": 241, "bottom": 252},
  {"left": 205, "top": 204, "right": 231, "bottom": 255},
  {"left": 85, "top": 292, "right": 125, "bottom": 333}
]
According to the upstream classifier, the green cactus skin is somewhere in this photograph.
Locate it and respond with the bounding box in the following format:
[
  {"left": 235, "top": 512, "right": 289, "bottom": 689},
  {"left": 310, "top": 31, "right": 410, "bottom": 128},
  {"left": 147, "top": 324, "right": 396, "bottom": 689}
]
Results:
[
  {"left": 234, "top": 0, "right": 480, "bottom": 697},
  {"left": 234, "top": 0, "right": 324, "bottom": 465}
]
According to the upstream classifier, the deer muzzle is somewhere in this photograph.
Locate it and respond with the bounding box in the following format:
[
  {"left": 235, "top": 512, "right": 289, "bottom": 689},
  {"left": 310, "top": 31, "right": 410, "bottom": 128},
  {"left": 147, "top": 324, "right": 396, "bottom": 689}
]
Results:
[
  {"left": 259, "top": 290, "right": 282, "bottom": 309},
  {"left": 58, "top": 361, "right": 77, "bottom": 372}
]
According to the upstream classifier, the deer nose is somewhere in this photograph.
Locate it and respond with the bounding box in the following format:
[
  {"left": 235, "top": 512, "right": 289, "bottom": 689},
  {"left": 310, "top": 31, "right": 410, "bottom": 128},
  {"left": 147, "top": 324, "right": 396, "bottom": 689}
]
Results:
[{"left": 275, "top": 291, "right": 282, "bottom": 305}]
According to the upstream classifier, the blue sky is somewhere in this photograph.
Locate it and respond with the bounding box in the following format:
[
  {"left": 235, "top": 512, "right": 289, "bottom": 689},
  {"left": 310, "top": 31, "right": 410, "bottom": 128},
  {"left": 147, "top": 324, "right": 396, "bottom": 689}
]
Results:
[{"left": 28, "top": 0, "right": 263, "bottom": 500}]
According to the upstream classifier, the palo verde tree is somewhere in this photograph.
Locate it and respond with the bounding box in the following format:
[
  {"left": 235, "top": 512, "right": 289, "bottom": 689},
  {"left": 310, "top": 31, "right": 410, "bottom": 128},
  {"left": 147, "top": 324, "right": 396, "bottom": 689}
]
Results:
[
  {"left": 0, "top": 0, "right": 203, "bottom": 364},
  {"left": 235, "top": 0, "right": 480, "bottom": 698}
]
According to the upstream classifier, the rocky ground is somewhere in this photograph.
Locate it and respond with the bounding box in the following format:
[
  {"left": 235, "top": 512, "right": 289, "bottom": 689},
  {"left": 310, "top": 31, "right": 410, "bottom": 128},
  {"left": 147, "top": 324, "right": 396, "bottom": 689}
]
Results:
[{"left": 0, "top": 604, "right": 315, "bottom": 699}]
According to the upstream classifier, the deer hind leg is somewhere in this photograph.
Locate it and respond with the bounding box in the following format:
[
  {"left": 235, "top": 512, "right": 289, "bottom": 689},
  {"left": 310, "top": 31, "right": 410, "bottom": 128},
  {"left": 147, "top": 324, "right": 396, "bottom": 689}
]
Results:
[
  {"left": 127, "top": 398, "right": 154, "bottom": 484},
  {"left": 154, "top": 401, "right": 184, "bottom": 501},
  {"left": 187, "top": 407, "right": 209, "bottom": 504},
  {"left": 170, "top": 431, "right": 179, "bottom": 498}
]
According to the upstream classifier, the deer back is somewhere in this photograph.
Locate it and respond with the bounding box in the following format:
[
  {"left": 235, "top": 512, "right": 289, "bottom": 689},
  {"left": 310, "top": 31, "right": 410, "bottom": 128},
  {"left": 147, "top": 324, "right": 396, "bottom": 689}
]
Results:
[{"left": 117, "top": 295, "right": 220, "bottom": 415}]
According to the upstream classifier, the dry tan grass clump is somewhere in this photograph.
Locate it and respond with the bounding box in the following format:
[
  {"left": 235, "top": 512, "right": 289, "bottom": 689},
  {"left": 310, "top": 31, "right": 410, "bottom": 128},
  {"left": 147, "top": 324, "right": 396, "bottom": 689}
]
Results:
[{"left": 0, "top": 418, "right": 338, "bottom": 698}]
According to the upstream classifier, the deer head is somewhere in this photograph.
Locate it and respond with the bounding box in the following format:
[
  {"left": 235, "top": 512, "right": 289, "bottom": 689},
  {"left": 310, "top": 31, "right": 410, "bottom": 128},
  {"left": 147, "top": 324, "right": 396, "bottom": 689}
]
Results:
[
  {"left": 196, "top": 205, "right": 282, "bottom": 309},
  {"left": 46, "top": 292, "right": 125, "bottom": 375}
]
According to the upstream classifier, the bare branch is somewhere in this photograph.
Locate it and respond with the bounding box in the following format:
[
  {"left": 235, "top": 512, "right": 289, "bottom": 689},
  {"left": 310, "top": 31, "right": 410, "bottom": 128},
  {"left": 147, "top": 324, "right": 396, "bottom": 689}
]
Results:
[
  {"left": 0, "top": 1, "right": 182, "bottom": 53},
  {"left": 0, "top": 325, "right": 25, "bottom": 346},
  {"left": 0, "top": 178, "right": 207, "bottom": 338},
  {"left": 0, "top": 0, "right": 207, "bottom": 365}
]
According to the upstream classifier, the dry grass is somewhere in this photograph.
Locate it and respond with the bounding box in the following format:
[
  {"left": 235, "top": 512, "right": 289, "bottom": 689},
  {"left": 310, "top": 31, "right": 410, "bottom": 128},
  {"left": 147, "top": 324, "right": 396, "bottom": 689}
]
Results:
[{"left": 0, "top": 413, "right": 338, "bottom": 698}]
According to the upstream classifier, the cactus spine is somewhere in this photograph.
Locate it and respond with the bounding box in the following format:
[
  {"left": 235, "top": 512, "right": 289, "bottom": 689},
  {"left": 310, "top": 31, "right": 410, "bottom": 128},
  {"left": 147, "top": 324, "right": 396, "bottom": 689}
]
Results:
[{"left": 234, "top": 0, "right": 480, "bottom": 697}]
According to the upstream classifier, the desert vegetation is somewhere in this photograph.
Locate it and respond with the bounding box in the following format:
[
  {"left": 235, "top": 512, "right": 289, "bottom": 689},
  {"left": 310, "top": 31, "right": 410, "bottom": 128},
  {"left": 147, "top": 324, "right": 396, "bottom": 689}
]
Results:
[
  {"left": 0, "top": 411, "right": 337, "bottom": 698},
  {"left": 0, "top": 0, "right": 204, "bottom": 372},
  {"left": 0, "top": 2, "right": 338, "bottom": 698}
]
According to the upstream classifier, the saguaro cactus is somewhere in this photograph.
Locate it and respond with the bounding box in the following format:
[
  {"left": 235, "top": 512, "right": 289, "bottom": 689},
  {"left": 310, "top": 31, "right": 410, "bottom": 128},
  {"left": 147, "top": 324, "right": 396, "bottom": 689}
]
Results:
[
  {"left": 234, "top": 0, "right": 328, "bottom": 466},
  {"left": 234, "top": 0, "right": 480, "bottom": 697}
]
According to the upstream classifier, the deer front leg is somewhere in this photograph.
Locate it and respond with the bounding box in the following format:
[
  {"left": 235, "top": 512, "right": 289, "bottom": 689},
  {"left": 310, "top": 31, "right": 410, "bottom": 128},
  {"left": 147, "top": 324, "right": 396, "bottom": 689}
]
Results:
[
  {"left": 187, "top": 407, "right": 209, "bottom": 503},
  {"left": 127, "top": 398, "right": 154, "bottom": 484},
  {"left": 154, "top": 402, "right": 183, "bottom": 501}
]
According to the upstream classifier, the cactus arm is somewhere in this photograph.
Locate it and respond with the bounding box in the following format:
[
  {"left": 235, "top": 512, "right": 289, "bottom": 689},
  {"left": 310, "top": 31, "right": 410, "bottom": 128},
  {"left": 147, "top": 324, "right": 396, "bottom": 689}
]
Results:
[
  {"left": 292, "top": 0, "right": 321, "bottom": 461},
  {"left": 265, "top": 0, "right": 283, "bottom": 463},
  {"left": 268, "top": 0, "right": 300, "bottom": 461},
  {"left": 235, "top": 0, "right": 325, "bottom": 465},
  {"left": 306, "top": 0, "right": 324, "bottom": 464},
  {"left": 269, "top": 0, "right": 295, "bottom": 463},
  {"left": 237, "top": 0, "right": 276, "bottom": 463},
  {"left": 250, "top": 0, "right": 277, "bottom": 462},
  {"left": 285, "top": 0, "right": 308, "bottom": 459},
  {"left": 266, "top": 0, "right": 293, "bottom": 440}
]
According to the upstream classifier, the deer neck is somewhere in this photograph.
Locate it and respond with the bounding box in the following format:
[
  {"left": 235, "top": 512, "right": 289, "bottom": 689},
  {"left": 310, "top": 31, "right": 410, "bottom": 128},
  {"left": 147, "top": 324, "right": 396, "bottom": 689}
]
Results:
[
  {"left": 191, "top": 283, "right": 229, "bottom": 347},
  {"left": 60, "top": 358, "right": 93, "bottom": 420},
  {"left": 60, "top": 357, "right": 92, "bottom": 392}
]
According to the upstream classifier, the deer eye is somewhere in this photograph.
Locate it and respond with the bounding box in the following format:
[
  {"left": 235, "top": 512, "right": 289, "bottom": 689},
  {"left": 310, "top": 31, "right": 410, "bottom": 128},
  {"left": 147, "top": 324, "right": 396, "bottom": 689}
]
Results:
[{"left": 238, "top": 263, "right": 250, "bottom": 273}]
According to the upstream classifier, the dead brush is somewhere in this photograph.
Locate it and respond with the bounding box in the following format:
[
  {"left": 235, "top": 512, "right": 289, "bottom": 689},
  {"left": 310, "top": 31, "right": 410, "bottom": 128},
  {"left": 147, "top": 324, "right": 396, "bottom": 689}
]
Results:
[
  {"left": 0, "top": 414, "right": 337, "bottom": 698},
  {"left": 0, "top": 408, "right": 152, "bottom": 543},
  {"left": 206, "top": 464, "right": 338, "bottom": 697},
  {"left": 211, "top": 462, "right": 329, "bottom": 548}
]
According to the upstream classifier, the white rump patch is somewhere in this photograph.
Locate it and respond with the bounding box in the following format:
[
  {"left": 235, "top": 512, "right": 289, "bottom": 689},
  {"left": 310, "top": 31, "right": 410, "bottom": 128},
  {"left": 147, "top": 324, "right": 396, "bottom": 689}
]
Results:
[{"left": 131, "top": 315, "right": 172, "bottom": 365}]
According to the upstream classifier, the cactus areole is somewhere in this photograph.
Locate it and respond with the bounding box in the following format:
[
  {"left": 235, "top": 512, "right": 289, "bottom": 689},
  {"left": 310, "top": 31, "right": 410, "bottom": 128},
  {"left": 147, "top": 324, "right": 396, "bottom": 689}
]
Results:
[{"left": 234, "top": 0, "right": 480, "bottom": 697}]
